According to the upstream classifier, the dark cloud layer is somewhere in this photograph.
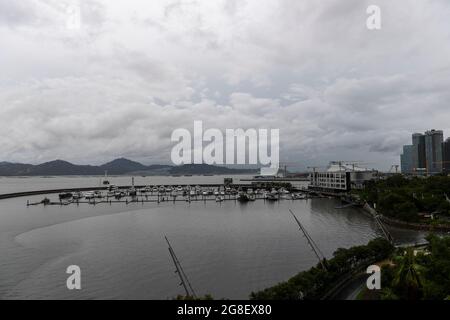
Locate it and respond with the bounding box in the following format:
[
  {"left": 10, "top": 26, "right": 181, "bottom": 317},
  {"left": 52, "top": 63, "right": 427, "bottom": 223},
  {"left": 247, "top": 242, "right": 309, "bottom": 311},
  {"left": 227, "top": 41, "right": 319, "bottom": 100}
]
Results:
[{"left": 1, "top": 0, "right": 450, "bottom": 170}]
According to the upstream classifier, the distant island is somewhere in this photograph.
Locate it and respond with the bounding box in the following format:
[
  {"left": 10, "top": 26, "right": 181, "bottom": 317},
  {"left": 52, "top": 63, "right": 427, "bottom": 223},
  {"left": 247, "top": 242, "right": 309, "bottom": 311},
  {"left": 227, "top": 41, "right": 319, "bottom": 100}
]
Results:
[{"left": 0, "top": 158, "right": 259, "bottom": 176}]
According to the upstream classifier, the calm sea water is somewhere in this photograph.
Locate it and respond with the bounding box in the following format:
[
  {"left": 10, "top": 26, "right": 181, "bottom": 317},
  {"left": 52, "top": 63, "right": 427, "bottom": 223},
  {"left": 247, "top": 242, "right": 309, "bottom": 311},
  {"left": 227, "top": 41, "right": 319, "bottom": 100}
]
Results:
[
  {"left": 0, "top": 175, "right": 254, "bottom": 194},
  {"left": 0, "top": 176, "right": 428, "bottom": 300}
]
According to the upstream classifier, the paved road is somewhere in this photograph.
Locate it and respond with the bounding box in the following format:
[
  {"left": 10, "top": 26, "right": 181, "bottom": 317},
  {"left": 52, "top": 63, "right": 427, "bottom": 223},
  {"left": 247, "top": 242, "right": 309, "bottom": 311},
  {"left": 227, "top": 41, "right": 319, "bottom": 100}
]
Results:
[{"left": 331, "top": 273, "right": 367, "bottom": 300}]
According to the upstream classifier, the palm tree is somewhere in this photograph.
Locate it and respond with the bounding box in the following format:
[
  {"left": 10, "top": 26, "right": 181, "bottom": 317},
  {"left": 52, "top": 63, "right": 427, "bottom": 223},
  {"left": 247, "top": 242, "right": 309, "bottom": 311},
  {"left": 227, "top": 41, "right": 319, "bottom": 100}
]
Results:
[{"left": 392, "top": 249, "right": 424, "bottom": 300}]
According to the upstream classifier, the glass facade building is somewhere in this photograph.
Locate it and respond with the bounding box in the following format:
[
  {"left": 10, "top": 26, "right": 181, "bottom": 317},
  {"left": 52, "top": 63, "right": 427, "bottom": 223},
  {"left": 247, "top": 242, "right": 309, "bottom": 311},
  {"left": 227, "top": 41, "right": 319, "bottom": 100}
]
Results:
[
  {"left": 425, "top": 129, "right": 444, "bottom": 174},
  {"left": 412, "top": 133, "right": 426, "bottom": 170},
  {"left": 443, "top": 138, "right": 450, "bottom": 174},
  {"left": 401, "top": 130, "right": 445, "bottom": 175},
  {"left": 400, "top": 145, "right": 414, "bottom": 174}
]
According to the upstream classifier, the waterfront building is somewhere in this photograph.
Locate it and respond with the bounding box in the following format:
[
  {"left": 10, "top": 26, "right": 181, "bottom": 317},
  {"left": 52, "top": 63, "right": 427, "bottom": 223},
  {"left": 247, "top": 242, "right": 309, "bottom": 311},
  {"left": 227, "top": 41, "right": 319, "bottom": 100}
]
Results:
[{"left": 309, "top": 162, "right": 378, "bottom": 192}]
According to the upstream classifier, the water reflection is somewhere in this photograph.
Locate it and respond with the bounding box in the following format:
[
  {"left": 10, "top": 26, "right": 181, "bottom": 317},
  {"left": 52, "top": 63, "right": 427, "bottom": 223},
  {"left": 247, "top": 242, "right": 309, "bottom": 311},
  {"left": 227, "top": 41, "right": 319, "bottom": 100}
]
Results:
[{"left": 0, "top": 195, "right": 430, "bottom": 299}]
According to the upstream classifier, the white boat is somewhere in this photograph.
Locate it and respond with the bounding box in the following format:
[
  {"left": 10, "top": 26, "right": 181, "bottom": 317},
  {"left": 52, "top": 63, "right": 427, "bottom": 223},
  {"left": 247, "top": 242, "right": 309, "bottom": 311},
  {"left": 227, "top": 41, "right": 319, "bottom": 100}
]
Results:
[
  {"left": 114, "top": 191, "right": 125, "bottom": 199},
  {"left": 95, "top": 191, "right": 103, "bottom": 198},
  {"left": 293, "top": 193, "right": 307, "bottom": 200},
  {"left": 128, "top": 187, "right": 137, "bottom": 196},
  {"left": 72, "top": 191, "right": 83, "bottom": 200},
  {"left": 84, "top": 191, "right": 95, "bottom": 199},
  {"left": 266, "top": 192, "right": 278, "bottom": 201}
]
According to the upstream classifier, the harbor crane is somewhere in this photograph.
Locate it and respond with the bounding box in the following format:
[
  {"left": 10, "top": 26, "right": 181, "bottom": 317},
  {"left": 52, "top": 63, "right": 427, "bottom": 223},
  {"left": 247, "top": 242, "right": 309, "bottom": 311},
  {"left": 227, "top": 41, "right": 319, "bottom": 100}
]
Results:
[{"left": 165, "top": 236, "right": 197, "bottom": 298}]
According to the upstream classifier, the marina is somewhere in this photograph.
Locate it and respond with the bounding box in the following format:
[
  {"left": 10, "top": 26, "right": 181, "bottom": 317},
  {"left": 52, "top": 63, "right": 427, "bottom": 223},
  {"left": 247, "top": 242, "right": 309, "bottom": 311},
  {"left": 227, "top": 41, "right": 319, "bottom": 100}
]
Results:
[
  {"left": 0, "top": 175, "right": 434, "bottom": 299},
  {"left": 25, "top": 185, "right": 312, "bottom": 207}
]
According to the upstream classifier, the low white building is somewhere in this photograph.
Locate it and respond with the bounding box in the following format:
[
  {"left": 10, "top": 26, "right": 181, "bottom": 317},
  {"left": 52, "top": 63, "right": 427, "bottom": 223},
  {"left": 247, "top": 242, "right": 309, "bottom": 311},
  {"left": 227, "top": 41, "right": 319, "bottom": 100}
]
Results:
[{"left": 309, "top": 162, "right": 378, "bottom": 192}]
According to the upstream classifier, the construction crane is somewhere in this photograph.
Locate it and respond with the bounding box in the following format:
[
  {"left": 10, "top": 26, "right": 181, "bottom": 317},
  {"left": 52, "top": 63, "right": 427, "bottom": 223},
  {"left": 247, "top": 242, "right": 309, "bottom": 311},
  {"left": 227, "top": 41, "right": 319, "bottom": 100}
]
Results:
[
  {"left": 306, "top": 166, "right": 327, "bottom": 173},
  {"left": 289, "top": 209, "right": 327, "bottom": 270},
  {"left": 307, "top": 161, "right": 374, "bottom": 173},
  {"left": 388, "top": 165, "right": 399, "bottom": 174},
  {"left": 332, "top": 161, "right": 375, "bottom": 172},
  {"left": 165, "top": 236, "right": 197, "bottom": 298},
  {"left": 277, "top": 162, "right": 308, "bottom": 177}
]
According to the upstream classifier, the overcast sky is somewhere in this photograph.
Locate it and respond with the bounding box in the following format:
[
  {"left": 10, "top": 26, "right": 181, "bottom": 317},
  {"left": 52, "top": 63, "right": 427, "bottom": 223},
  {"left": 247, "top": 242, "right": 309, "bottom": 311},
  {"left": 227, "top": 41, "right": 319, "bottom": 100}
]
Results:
[{"left": 1, "top": 0, "right": 450, "bottom": 170}]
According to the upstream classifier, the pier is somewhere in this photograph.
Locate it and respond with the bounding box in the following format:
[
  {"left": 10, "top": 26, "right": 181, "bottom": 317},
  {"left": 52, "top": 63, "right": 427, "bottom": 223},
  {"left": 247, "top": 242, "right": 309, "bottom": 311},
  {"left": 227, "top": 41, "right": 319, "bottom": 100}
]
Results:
[
  {"left": 0, "top": 183, "right": 256, "bottom": 200},
  {"left": 25, "top": 192, "right": 312, "bottom": 207}
]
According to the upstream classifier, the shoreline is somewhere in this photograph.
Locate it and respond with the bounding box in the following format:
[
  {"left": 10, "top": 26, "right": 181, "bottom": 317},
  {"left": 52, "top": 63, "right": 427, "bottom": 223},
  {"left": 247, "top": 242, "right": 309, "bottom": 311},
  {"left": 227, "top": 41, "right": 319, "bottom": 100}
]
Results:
[{"left": 362, "top": 203, "right": 450, "bottom": 232}]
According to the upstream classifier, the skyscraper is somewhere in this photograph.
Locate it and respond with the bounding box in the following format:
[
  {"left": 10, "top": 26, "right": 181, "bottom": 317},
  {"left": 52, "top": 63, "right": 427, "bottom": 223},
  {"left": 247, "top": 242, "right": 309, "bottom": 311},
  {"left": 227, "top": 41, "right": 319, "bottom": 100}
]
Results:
[
  {"left": 400, "top": 145, "right": 414, "bottom": 174},
  {"left": 443, "top": 138, "right": 450, "bottom": 174},
  {"left": 412, "top": 133, "right": 426, "bottom": 170},
  {"left": 425, "top": 129, "right": 444, "bottom": 174},
  {"left": 400, "top": 130, "right": 445, "bottom": 175}
]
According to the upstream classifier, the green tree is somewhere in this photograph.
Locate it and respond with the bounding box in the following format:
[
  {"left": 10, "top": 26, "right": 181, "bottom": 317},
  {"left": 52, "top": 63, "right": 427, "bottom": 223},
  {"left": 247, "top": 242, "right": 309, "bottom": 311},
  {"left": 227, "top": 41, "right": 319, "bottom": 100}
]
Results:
[{"left": 392, "top": 249, "right": 424, "bottom": 300}]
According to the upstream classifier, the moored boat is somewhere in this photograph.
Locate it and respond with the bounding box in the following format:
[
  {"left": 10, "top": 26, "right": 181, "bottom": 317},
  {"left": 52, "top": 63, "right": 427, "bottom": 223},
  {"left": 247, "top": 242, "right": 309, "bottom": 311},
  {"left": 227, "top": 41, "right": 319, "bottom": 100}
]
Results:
[
  {"left": 237, "top": 193, "right": 250, "bottom": 202},
  {"left": 59, "top": 192, "right": 73, "bottom": 200}
]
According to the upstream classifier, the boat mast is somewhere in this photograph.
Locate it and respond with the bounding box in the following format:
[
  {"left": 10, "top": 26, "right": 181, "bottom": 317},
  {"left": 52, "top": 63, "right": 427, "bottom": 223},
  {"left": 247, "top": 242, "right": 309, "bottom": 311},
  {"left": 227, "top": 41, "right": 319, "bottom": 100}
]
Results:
[
  {"left": 165, "top": 236, "right": 197, "bottom": 298},
  {"left": 289, "top": 209, "right": 327, "bottom": 271}
]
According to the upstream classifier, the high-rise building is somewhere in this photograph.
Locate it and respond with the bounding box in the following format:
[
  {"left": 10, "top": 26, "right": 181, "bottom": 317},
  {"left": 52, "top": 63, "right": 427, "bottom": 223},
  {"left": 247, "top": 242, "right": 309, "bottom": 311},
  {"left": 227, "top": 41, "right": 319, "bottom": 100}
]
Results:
[
  {"left": 400, "top": 145, "right": 414, "bottom": 174},
  {"left": 443, "top": 138, "right": 450, "bottom": 174},
  {"left": 412, "top": 133, "right": 426, "bottom": 170},
  {"left": 425, "top": 129, "right": 444, "bottom": 174},
  {"left": 400, "top": 130, "right": 445, "bottom": 175}
]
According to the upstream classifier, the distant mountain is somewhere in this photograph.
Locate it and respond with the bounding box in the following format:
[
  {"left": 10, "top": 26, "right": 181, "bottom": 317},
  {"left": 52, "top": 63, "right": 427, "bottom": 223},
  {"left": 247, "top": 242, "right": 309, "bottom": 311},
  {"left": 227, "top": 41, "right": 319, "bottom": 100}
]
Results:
[
  {"left": 33, "top": 160, "right": 99, "bottom": 176},
  {"left": 100, "top": 158, "right": 149, "bottom": 175},
  {"left": 0, "top": 162, "right": 33, "bottom": 176},
  {"left": 0, "top": 159, "right": 258, "bottom": 176}
]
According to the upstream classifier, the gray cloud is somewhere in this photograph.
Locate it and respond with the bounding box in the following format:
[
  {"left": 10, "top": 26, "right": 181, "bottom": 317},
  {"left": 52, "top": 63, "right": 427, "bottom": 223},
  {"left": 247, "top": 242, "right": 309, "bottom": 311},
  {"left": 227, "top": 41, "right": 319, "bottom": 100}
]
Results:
[{"left": 1, "top": 0, "right": 450, "bottom": 170}]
